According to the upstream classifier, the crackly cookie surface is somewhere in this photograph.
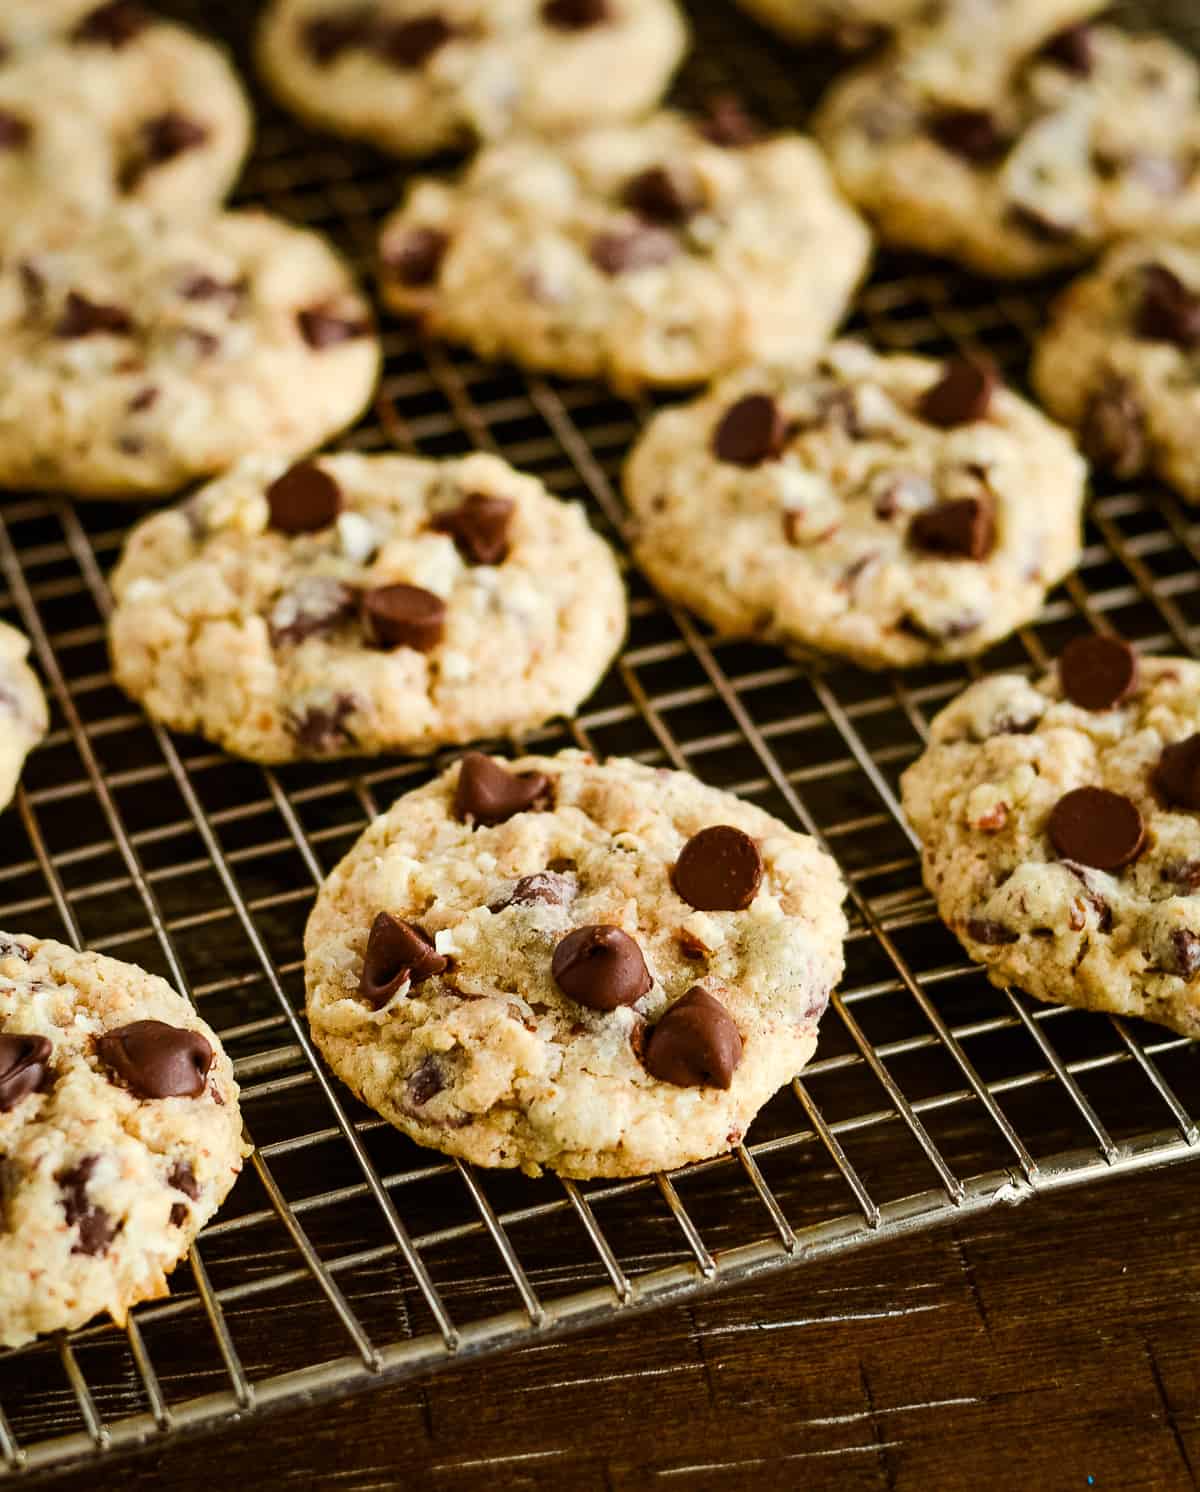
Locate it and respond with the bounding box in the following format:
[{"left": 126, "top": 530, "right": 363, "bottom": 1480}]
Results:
[
  {"left": 0, "top": 207, "right": 379, "bottom": 500},
  {"left": 815, "top": 12, "right": 1200, "bottom": 277},
  {"left": 305, "top": 751, "right": 847, "bottom": 1177},
  {"left": 1033, "top": 238, "right": 1200, "bottom": 502},
  {"left": 0, "top": 933, "right": 248, "bottom": 1349},
  {"left": 378, "top": 108, "right": 871, "bottom": 393},
  {"left": 0, "top": 624, "right": 47, "bottom": 814},
  {"left": 109, "top": 453, "right": 626, "bottom": 764},
  {"left": 625, "top": 341, "right": 1085, "bottom": 669},
  {"left": 257, "top": 0, "right": 688, "bottom": 157},
  {"left": 0, "top": 1, "right": 250, "bottom": 246},
  {"left": 901, "top": 640, "right": 1200, "bottom": 1039}
]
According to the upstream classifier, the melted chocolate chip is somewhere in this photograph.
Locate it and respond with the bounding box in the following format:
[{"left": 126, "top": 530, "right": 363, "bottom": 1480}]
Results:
[
  {"left": 699, "top": 93, "right": 760, "bottom": 148},
  {"left": 97, "top": 1021, "right": 214, "bottom": 1099},
  {"left": 169, "top": 1160, "right": 199, "bottom": 1200},
  {"left": 361, "top": 584, "right": 445, "bottom": 652},
  {"left": 407, "top": 1056, "right": 444, "bottom": 1107},
  {"left": 542, "top": 0, "right": 611, "bottom": 28},
  {"left": 453, "top": 752, "right": 551, "bottom": 826},
  {"left": 965, "top": 918, "right": 1019, "bottom": 946},
  {"left": 0, "top": 110, "right": 31, "bottom": 150},
  {"left": 1134, "top": 263, "right": 1200, "bottom": 349},
  {"left": 287, "top": 694, "right": 358, "bottom": 754},
  {"left": 919, "top": 357, "right": 996, "bottom": 427},
  {"left": 643, "top": 987, "right": 742, "bottom": 1089},
  {"left": 54, "top": 292, "right": 132, "bottom": 339},
  {"left": 431, "top": 493, "right": 514, "bottom": 565},
  {"left": 266, "top": 460, "right": 342, "bottom": 534},
  {"left": 179, "top": 272, "right": 244, "bottom": 308},
  {"left": 673, "top": 825, "right": 764, "bottom": 912},
  {"left": 552, "top": 925, "right": 652, "bottom": 1011},
  {"left": 1040, "top": 24, "right": 1094, "bottom": 75},
  {"left": 1154, "top": 734, "right": 1200, "bottom": 811},
  {"left": 72, "top": 1, "right": 149, "bottom": 46},
  {"left": 136, "top": 112, "right": 209, "bottom": 173},
  {"left": 385, "top": 226, "right": 450, "bottom": 287},
  {"left": 1081, "top": 378, "right": 1149, "bottom": 479},
  {"left": 1048, "top": 787, "right": 1146, "bottom": 871},
  {"left": 301, "top": 7, "right": 375, "bottom": 64},
  {"left": 298, "top": 306, "right": 371, "bottom": 348},
  {"left": 589, "top": 227, "right": 677, "bottom": 276},
  {"left": 1059, "top": 635, "right": 1139, "bottom": 712},
  {"left": 269, "top": 578, "right": 358, "bottom": 648},
  {"left": 491, "top": 870, "right": 576, "bottom": 913},
  {"left": 359, "top": 912, "right": 447, "bottom": 1008},
  {"left": 128, "top": 385, "right": 159, "bottom": 413},
  {"left": 712, "top": 394, "right": 786, "bottom": 467},
  {"left": 929, "top": 108, "right": 1009, "bottom": 163},
  {"left": 908, "top": 497, "right": 995, "bottom": 561},
  {"left": 0, "top": 1035, "right": 52, "bottom": 1112},
  {"left": 1166, "top": 929, "right": 1200, "bottom": 980},
  {"left": 623, "top": 166, "right": 702, "bottom": 225},
  {"left": 374, "top": 15, "right": 454, "bottom": 68},
  {"left": 58, "top": 1158, "right": 117, "bottom": 1257}
]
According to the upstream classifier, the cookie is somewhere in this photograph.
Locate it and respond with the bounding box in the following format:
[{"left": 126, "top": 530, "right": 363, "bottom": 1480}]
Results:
[
  {"left": 1032, "top": 239, "right": 1200, "bottom": 503},
  {"left": 733, "top": 0, "right": 923, "bottom": 48},
  {"left": 624, "top": 341, "right": 1086, "bottom": 670},
  {"left": 0, "top": 206, "right": 380, "bottom": 500},
  {"left": 0, "top": 932, "right": 248, "bottom": 1348},
  {"left": 0, "top": 1, "right": 251, "bottom": 245},
  {"left": 900, "top": 640, "right": 1200, "bottom": 1039},
  {"left": 0, "top": 623, "right": 48, "bottom": 814},
  {"left": 304, "top": 750, "right": 847, "bottom": 1178},
  {"left": 256, "top": 0, "right": 688, "bottom": 157},
  {"left": 815, "top": 14, "right": 1200, "bottom": 278},
  {"left": 109, "top": 452, "right": 627, "bottom": 764},
  {"left": 378, "top": 107, "right": 871, "bottom": 394}
]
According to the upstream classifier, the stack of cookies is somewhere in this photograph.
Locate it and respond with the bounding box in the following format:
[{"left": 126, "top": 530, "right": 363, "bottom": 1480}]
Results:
[{"left": 1, "top": 0, "right": 1198, "bottom": 1348}]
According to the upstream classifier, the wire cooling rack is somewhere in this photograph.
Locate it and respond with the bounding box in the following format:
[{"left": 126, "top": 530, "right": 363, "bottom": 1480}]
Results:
[{"left": 1, "top": 0, "right": 1198, "bottom": 1479}]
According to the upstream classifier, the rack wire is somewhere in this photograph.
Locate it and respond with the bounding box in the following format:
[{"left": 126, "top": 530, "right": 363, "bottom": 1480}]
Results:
[{"left": 1, "top": 0, "right": 1197, "bottom": 1478}]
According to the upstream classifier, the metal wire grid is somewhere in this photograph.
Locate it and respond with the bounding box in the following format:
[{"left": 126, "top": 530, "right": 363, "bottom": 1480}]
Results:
[{"left": 0, "top": 0, "right": 1198, "bottom": 1478}]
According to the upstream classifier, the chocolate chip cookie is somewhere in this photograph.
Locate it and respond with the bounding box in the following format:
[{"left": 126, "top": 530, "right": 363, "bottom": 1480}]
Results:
[
  {"left": 625, "top": 341, "right": 1086, "bottom": 669},
  {"left": 257, "top": 0, "right": 688, "bottom": 158},
  {"left": 0, "top": 932, "right": 248, "bottom": 1348},
  {"left": 901, "top": 638, "right": 1200, "bottom": 1038},
  {"left": 305, "top": 750, "right": 847, "bottom": 1177},
  {"left": 0, "top": 623, "right": 47, "bottom": 815},
  {"left": 378, "top": 107, "right": 871, "bottom": 394},
  {"left": 109, "top": 452, "right": 626, "bottom": 763},
  {"left": 0, "top": 206, "right": 379, "bottom": 499}
]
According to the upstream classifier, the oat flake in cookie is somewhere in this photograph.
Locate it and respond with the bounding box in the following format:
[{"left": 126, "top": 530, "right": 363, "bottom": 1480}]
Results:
[
  {"left": 109, "top": 452, "right": 626, "bottom": 764},
  {"left": 625, "top": 341, "right": 1085, "bottom": 670},
  {"left": 378, "top": 107, "right": 871, "bottom": 394},
  {"left": 0, "top": 933, "right": 248, "bottom": 1349},
  {"left": 0, "top": 623, "right": 47, "bottom": 814},
  {"left": 0, "top": 206, "right": 379, "bottom": 500},
  {"left": 900, "top": 642, "right": 1200, "bottom": 1040},
  {"left": 304, "top": 751, "right": 847, "bottom": 1178}
]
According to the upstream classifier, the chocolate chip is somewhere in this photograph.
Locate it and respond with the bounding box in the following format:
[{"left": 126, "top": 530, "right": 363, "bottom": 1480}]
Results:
[
  {"left": 407, "top": 1056, "right": 444, "bottom": 1107},
  {"left": 0, "top": 110, "right": 31, "bottom": 149},
  {"left": 301, "top": 6, "right": 375, "bottom": 63},
  {"left": 54, "top": 291, "right": 133, "bottom": 339},
  {"left": 0, "top": 1035, "right": 52, "bottom": 1112},
  {"left": 623, "top": 166, "right": 703, "bottom": 226},
  {"left": 643, "top": 987, "right": 743, "bottom": 1090},
  {"left": 552, "top": 925, "right": 652, "bottom": 1011},
  {"left": 1081, "top": 378, "right": 1148, "bottom": 480},
  {"left": 1134, "top": 263, "right": 1200, "bottom": 350},
  {"left": 1160, "top": 859, "right": 1200, "bottom": 891},
  {"left": 431, "top": 493, "right": 514, "bottom": 565},
  {"left": 384, "top": 226, "right": 449, "bottom": 287},
  {"left": 97, "top": 1021, "right": 213, "bottom": 1099},
  {"left": 0, "top": 940, "right": 30, "bottom": 962},
  {"left": 128, "top": 385, "right": 159, "bottom": 413},
  {"left": 1059, "top": 635, "right": 1139, "bottom": 711},
  {"left": 453, "top": 752, "right": 551, "bottom": 826},
  {"left": 266, "top": 460, "right": 342, "bottom": 534},
  {"left": 269, "top": 578, "right": 358, "bottom": 648},
  {"left": 288, "top": 695, "right": 358, "bottom": 754},
  {"left": 919, "top": 357, "right": 996, "bottom": 427},
  {"left": 1154, "top": 734, "right": 1200, "bottom": 811},
  {"left": 908, "top": 497, "right": 995, "bottom": 561},
  {"left": 359, "top": 912, "right": 447, "bottom": 1008},
  {"left": 169, "top": 1160, "right": 199, "bottom": 1200},
  {"left": 361, "top": 584, "right": 446, "bottom": 652},
  {"left": 1062, "top": 862, "right": 1113, "bottom": 932},
  {"left": 542, "top": 0, "right": 611, "bottom": 28},
  {"left": 699, "top": 93, "right": 760, "bottom": 148},
  {"left": 929, "top": 108, "right": 1009, "bottom": 163},
  {"left": 1040, "top": 24, "right": 1094, "bottom": 75},
  {"left": 712, "top": 394, "right": 786, "bottom": 467},
  {"left": 492, "top": 871, "right": 576, "bottom": 913},
  {"left": 1167, "top": 929, "right": 1200, "bottom": 980},
  {"left": 298, "top": 307, "right": 371, "bottom": 349},
  {"left": 179, "top": 272, "right": 244, "bottom": 308},
  {"left": 136, "top": 112, "right": 209, "bottom": 171},
  {"left": 589, "top": 227, "right": 677, "bottom": 276},
  {"left": 59, "top": 1157, "right": 119, "bottom": 1256},
  {"left": 965, "top": 918, "right": 1019, "bottom": 946},
  {"left": 1048, "top": 787, "right": 1146, "bottom": 871},
  {"left": 72, "top": 1, "right": 148, "bottom": 45},
  {"left": 673, "top": 825, "right": 764, "bottom": 912},
  {"left": 168, "top": 1202, "right": 188, "bottom": 1227},
  {"left": 374, "top": 15, "right": 454, "bottom": 68}
]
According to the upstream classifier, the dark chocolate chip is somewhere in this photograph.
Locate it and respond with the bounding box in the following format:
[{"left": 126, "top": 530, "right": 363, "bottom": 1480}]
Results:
[
  {"left": 589, "top": 227, "right": 677, "bottom": 276},
  {"left": 97, "top": 1021, "right": 213, "bottom": 1099},
  {"left": 542, "top": 0, "right": 611, "bottom": 28},
  {"left": 179, "top": 272, "right": 244, "bottom": 308},
  {"left": 269, "top": 579, "right": 358, "bottom": 648},
  {"left": 673, "top": 825, "right": 764, "bottom": 912},
  {"left": 361, "top": 583, "right": 446, "bottom": 652},
  {"left": 965, "top": 918, "right": 1019, "bottom": 946},
  {"left": 72, "top": 1, "right": 149, "bottom": 46},
  {"left": 1160, "top": 858, "right": 1200, "bottom": 891},
  {"left": 301, "top": 6, "right": 375, "bottom": 64},
  {"left": 1134, "top": 263, "right": 1200, "bottom": 350},
  {"left": 407, "top": 1056, "right": 444, "bottom": 1107},
  {"left": 492, "top": 871, "right": 577, "bottom": 913},
  {"left": 1059, "top": 635, "right": 1139, "bottom": 711},
  {"left": 552, "top": 925, "right": 652, "bottom": 1011},
  {"left": 1154, "top": 734, "right": 1200, "bottom": 811},
  {"left": 0, "top": 1034, "right": 52, "bottom": 1112},
  {"left": 1040, "top": 24, "right": 1094, "bottom": 75},
  {"left": 298, "top": 306, "right": 371, "bottom": 348},
  {"left": 54, "top": 291, "right": 133, "bottom": 339},
  {"left": 169, "top": 1202, "right": 189, "bottom": 1227},
  {"left": 373, "top": 15, "right": 454, "bottom": 68},
  {"left": 359, "top": 911, "right": 447, "bottom": 1008},
  {"left": 0, "top": 940, "right": 31, "bottom": 962},
  {"left": 1081, "top": 377, "right": 1149, "bottom": 479},
  {"left": 1167, "top": 929, "right": 1200, "bottom": 980},
  {"left": 384, "top": 226, "right": 449, "bottom": 287},
  {"left": 169, "top": 1160, "right": 199, "bottom": 1200},
  {"left": 128, "top": 385, "right": 159, "bottom": 413},
  {"left": 431, "top": 493, "right": 514, "bottom": 565},
  {"left": 453, "top": 752, "right": 551, "bottom": 826},
  {"left": 642, "top": 986, "right": 742, "bottom": 1090},
  {"left": 929, "top": 108, "right": 1010, "bottom": 163},
  {"left": 908, "top": 497, "right": 995, "bottom": 561},
  {"left": 287, "top": 694, "right": 358, "bottom": 755},
  {"left": 266, "top": 460, "right": 342, "bottom": 534},
  {"left": 0, "top": 110, "right": 31, "bottom": 150},
  {"left": 712, "top": 393, "right": 786, "bottom": 467},
  {"left": 1048, "top": 786, "right": 1146, "bottom": 871},
  {"left": 919, "top": 357, "right": 996, "bottom": 427},
  {"left": 137, "top": 112, "right": 209, "bottom": 170},
  {"left": 699, "top": 93, "right": 760, "bottom": 147},
  {"left": 58, "top": 1157, "right": 118, "bottom": 1257},
  {"left": 623, "top": 165, "right": 703, "bottom": 226}
]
